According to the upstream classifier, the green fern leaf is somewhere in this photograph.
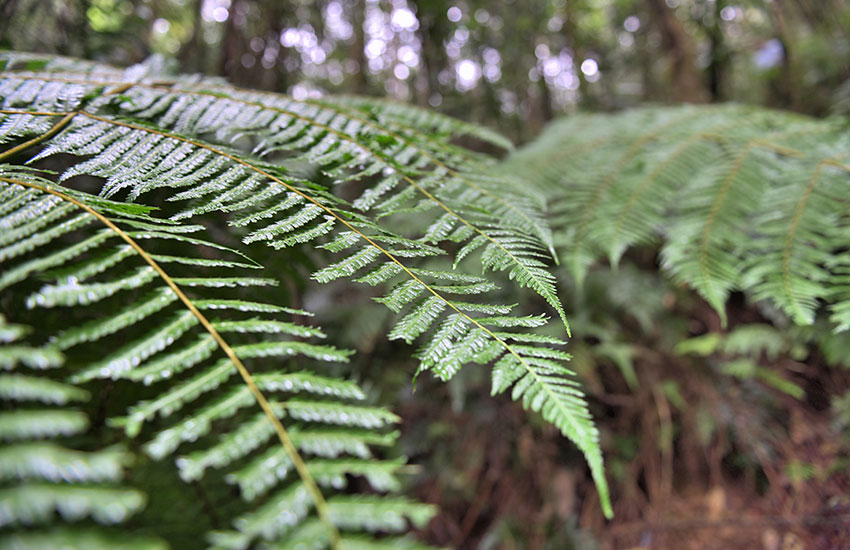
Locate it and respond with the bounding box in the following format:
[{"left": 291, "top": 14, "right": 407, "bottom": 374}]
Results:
[
  {"left": 1, "top": 52, "right": 615, "bottom": 523},
  {"left": 510, "top": 104, "right": 850, "bottom": 332},
  {"left": 0, "top": 171, "right": 434, "bottom": 548}
]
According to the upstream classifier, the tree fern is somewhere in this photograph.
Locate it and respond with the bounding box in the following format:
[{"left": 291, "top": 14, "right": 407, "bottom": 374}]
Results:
[
  {"left": 508, "top": 104, "right": 850, "bottom": 330},
  {"left": 0, "top": 166, "right": 435, "bottom": 548},
  {"left": 1, "top": 50, "right": 613, "bottom": 545},
  {"left": 322, "top": 95, "right": 516, "bottom": 155},
  {"left": 0, "top": 53, "right": 566, "bottom": 329},
  {"left": 0, "top": 311, "right": 166, "bottom": 550}
]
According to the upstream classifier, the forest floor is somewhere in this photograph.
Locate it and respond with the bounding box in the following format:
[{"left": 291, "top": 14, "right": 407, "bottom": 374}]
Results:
[
  {"left": 397, "top": 296, "right": 850, "bottom": 550},
  {"left": 403, "top": 371, "right": 850, "bottom": 550}
]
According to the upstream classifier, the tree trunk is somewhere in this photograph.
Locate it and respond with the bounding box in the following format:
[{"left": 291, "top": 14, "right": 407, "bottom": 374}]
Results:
[
  {"left": 767, "top": 0, "right": 800, "bottom": 110},
  {"left": 177, "top": 0, "right": 204, "bottom": 73},
  {"left": 562, "top": 1, "right": 596, "bottom": 109},
  {"left": 218, "top": 0, "right": 245, "bottom": 84},
  {"left": 413, "top": 0, "right": 449, "bottom": 105},
  {"left": 706, "top": 0, "right": 729, "bottom": 102},
  {"left": 0, "top": 0, "right": 19, "bottom": 45},
  {"left": 645, "top": 0, "right": 707, "bottom": 103},
  {"left": 350, "top": 0, "right": 370, "bottom": 94}
]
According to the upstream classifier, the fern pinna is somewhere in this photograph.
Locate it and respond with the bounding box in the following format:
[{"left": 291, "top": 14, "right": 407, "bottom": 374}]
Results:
[
  {"left": 507, "top": 105, "right": 850, "bottom": 331},
  {"left": 0, "top": 51, "right": 610, "bottom": 548},
  {"left": 0, "top": 165, "right": 436, "bottom": 549}
]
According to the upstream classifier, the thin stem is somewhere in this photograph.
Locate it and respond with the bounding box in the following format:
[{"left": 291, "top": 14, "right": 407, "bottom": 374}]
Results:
[{"left": 0, "top": 112, "right": 76, "bottom": 162}]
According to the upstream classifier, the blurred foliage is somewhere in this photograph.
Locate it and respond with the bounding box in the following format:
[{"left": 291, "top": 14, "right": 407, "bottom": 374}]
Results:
[{"left": 2, "top": 0, "right": 849, "bottom": 142}]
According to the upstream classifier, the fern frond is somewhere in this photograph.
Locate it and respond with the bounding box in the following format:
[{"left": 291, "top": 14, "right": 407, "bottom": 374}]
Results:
[
  {"left": 322, "top": 95, "right": 516, "bottom": 153},
  {"left": 0, "top": 529, "right": 168, "bottom": 550},
  {"left": 1, "top": 53, "right": 613, "bottom": 518},
  {"left": 510, "top": 105, "right": 850, "bottom": 330},
  {"left": 0, "top": 55, "right": 607, "bottom": 503},
  {"left": 0, "top": 171, "right": 434, "bottom": 548},
  {"left": 0, "top": 63, "right": 565, "bottom": 331},
  {"left": 0, "top": 315, "right": 162, "bottom": 549}
]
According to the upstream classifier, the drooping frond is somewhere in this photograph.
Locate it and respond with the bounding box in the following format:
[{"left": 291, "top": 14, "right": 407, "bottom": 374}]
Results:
[
  {"left": 0, "top": 53, "right": 611, "bottom": 515},
  {"left": 508, "top": 105, "right": 850, "bottom": 329},
  {"left": 0, "top": 311, "right": 166, "bottom": 550},
  {"left": 320, "top": 94, "right": 516, "bottom": 154},
  {"left": 0, "top": 167, "right": 435, "bottom": 548},
  {"left": 0, "top": 54, "right": 565, "bottom": 330}
]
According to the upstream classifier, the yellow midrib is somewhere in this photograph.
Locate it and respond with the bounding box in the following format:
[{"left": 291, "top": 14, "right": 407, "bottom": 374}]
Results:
[
  {"left": 2, "top": 73, "right": 565, "bottom": 329},
  {"left": 0, "top": 174, "right": 342, "bottom": 549},
  {"left": 71, "top": 110, "right": 594, "bottom": 471},
  {"left": 1, "top": 106, "right": 577, "bottom": 432}
]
